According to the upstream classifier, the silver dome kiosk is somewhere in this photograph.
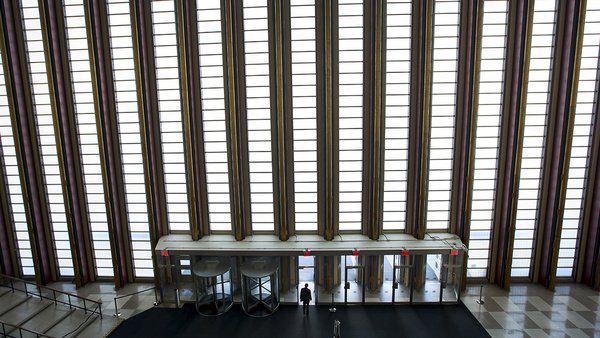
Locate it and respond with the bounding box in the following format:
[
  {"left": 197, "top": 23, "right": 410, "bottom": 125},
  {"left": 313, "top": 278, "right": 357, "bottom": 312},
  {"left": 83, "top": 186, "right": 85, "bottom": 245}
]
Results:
[
  {"left": 192, "top": 257, "right": 233, "bottom": 316},
  {"left": 240, "top": 257, "right": 280, "bottom": 317}
]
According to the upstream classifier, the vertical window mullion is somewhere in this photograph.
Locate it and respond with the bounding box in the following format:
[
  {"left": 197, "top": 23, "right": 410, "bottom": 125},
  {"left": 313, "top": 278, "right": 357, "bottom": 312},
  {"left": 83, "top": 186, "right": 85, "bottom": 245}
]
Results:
[
  {"left": 338, "top": 0, "right": 364, "bottom": 231},
  {"left": 108, "top": 0, "right": 153, "bottom": 278},
  {"left": 425, "top": 0, "right": 460, "bottom": 231},
  {"left": 556, "top": 2, "right": 600, "bottom": 278},
  {"left": 467, "top": 0, "right": 508, "bottom": 279},
  {"left": 0, "top": 50, "right": 34, "bottom": 276},
  {"left": 383, "top": 0, "right": 411, "bottom": 231},
  {"left": 21, "top": 0, "right": 75, "bottom": 277},
  {"left": 511, "top": 0, "right": 556, "bottom": 278},
  {"left": 243, "top": 0, "right": 275, "bottom": 232},
  {"left": 291, "top": 0, "right": 317, "bottom": 232},
  {"left": 151, "top": 0, "right": 191, "bottom": 232}
]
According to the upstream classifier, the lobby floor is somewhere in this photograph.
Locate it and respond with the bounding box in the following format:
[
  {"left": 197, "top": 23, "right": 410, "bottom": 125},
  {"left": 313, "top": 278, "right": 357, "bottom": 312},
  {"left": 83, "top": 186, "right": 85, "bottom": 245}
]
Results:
[
  {"left": 2, "top": 281, "right": 599, "bottom": 337},
  {"left": 463, "top": 283, "right": 600, "bottom": 337}
]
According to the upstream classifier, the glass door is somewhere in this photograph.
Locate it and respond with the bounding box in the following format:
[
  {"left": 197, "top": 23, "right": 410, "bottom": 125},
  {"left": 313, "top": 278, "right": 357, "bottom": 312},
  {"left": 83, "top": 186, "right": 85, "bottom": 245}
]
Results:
[
  {"left": 298, "top": 255, "right": 316, "bottom": 304},
  {"left": 392, "top": 255, "right": 412, "bottom": 303},
  {"left": 441, "top": 252, "right": 462, "bottom": 303},
  {"left": 343, "top": 256, "right": 365, "bottom": 304},
  {"left": 411, "top": 254, "right": 443, "bottom": 303}
]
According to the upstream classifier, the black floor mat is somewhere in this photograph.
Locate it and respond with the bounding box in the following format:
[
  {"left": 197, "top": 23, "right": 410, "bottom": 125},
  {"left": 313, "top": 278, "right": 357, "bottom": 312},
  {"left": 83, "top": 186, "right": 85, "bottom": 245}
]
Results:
[{"left": 109, "top": 302, "right": 490, "bottom": 338}]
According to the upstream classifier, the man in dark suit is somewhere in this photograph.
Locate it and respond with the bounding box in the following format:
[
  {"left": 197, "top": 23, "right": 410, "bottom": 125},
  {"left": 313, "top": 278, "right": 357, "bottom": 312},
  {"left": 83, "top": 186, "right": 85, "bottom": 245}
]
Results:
[{"left": 300, "top": 283, "right": 312, "bottom": 315}]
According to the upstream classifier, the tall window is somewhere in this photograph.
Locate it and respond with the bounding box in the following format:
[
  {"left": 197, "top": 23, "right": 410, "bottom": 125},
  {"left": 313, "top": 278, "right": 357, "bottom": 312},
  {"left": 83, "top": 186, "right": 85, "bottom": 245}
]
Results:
[
  {"left": 0, "top": 51, "right": 34, "bottom": 276},
  {"left": 383, "top": 0, "right": 411, "bottom": 231},
  {"left": 291, "top": 0, "right": 318, "bottom": 232},
  {"left": 64, "top": 0, "right": 112, "bottom": 277},
  {"left": 107, "top": 0, "right": 153, "bottom": 278},
  {"left": 197, "top": 0, "right": 232, "bottom": 232},
  {"left": 151, "top": 0, "right": 191, "bottom": 232},
  {"left": 511, "top": 0, "right": 556, "bottom": 278},
  {"left": 21, "top": 0, "right": 75, "bottom": 277},
  {"left": 557, "top": 2, "right": 600, "bottom": 278},
  {"left": 467, "top": 0, "right": 508, "bottom": 279},
  {"left": 425, "top": 0, "right": 460, "bottom": 231},
  {"left": 338, "top": 0, "right": 364, "bottom": 231},
  {"left": 243, "top": 0, "right": 275, "bottom": 232}
]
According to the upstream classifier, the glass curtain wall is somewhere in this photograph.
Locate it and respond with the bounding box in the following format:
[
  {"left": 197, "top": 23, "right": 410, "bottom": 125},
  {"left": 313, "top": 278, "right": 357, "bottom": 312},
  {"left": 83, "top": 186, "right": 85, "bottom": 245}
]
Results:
[
  {"left": 425, "top": 0, "right": 460, "bottom": 231},
  {"left": 382, "top": 0, "right": 411, "bottom": 231},
  {"left": 466, "top": 0, "right": 508, "bottom": 279}
]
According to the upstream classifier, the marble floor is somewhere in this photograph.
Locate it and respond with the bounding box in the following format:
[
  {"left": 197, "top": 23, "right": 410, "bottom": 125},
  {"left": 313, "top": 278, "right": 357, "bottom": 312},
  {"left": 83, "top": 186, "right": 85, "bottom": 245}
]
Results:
[
  {"left": 463, "top": 283, "right": 600, "bottom": 338},
  {"left": 2, "top": 280, "right": 599, "bottom": 337}
]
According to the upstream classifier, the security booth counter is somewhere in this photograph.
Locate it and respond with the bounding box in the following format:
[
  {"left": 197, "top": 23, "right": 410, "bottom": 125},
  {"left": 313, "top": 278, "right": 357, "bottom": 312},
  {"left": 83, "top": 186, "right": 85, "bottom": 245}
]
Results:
[
  {"left": 192, "top": 257, "right": 233, "bottom": 316},
  {"left": 240, "top": 257, "right": 280, "bottom": 317},
  {"left": 155, "top": 233, "right": 466, "bottom": 307}
]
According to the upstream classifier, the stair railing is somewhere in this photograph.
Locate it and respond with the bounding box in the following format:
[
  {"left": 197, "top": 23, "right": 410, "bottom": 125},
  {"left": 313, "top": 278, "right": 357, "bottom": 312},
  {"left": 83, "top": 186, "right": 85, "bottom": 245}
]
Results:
[
  {"left": 113, "top": 287, "right": 159, "bottom": 318},
  {"left": 0, "top": 274, "right": 103, "bottom": 319},
  {"left": 0, "top": 318, "right": 53, "bottom": 338}
]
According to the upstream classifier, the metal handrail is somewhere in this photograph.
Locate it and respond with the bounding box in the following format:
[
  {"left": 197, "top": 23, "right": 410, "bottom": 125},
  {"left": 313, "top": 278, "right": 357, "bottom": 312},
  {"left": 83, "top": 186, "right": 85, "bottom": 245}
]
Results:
[
  {"left": 0, "top": 274, "right": 103, "bottom": 319},
  {"left": 0, "top": 318, "right": 53, "bottom": 338},
  {"left": 113, "top": 287, "right": 159, "bottom": 317}
]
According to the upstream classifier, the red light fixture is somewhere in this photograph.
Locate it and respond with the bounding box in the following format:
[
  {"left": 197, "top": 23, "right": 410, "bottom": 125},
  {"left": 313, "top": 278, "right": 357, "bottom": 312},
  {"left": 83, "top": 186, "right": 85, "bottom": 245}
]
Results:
[
  {"left": 450, "top": 249, "right": 459, "bottom": 256},
  {"left": 303, "top": 250, "right": 311, "bottom": 256},
  {"left": 161, "top": 250, "right": 169, "bottom": 257},
  {"left": 401, "top": 249, "right": 409, "bottom": 257},
  {"left": 351, "top": 250, "right": 360, "bottom": 257}
]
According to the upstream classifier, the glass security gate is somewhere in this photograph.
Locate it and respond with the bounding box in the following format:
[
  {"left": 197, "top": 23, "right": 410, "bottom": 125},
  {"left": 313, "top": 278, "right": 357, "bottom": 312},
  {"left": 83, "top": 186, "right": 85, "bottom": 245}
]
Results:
[
  {"left": 392, "top": 255, "right": 412, "bottom": 303},
  {"left": 441, "top": 253, "right": 463, "bottom": 302},
  {"left": 343, "top": 256, "right": 365, "bottom": 304}
]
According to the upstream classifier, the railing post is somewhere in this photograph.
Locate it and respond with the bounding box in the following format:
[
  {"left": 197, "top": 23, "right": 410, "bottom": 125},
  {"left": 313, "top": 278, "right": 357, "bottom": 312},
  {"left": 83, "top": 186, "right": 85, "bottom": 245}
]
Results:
[
  {"left": 24, "top": 282, "right": 28, "bottom": 297},
  {"left": 154, "top": 287, "right": 159, "bottom": 306},
  {"left": 83, "top": 299, "right": 87, "bottom": 314},
  {"left": 68, "top": 294, "right": 72, "bottom": 309},
  {"left": 99, "top": 302, "right": 103, "bottom": 319},
  {"left": 114, "top": 297, "right": 119, "bottom": 317},
  {"left": 53, "top": 290, "right": 56, "bottom": 305},
  {"left": 10, "top": 279, "right": 14, "bottom": 292}
]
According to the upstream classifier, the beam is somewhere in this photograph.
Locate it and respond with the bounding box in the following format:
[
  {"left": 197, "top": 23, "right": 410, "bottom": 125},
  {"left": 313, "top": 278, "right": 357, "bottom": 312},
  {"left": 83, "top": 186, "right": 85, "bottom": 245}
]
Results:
[
  {"left": 0, "top": 0, "right": 56, "bottom": 284},
  {"left": 175, "top": 0, "right": 210, "bottom": 240},
  {"left": 130, "top": 0, "right": 168, "bottom": 281},
  {"left": 489, "top": 0, "right": 531, "bottom": 288},
  {"left": 222, "top": 0, "right": 251, "bottom": 240},
  {"left": 361, "top": 0, "right": 386, "bottom": 240},
  {"left": 38, "top": 0, "right": 94, "bottom": 286},
  {"left": 85, "top": 0, "right": 133, "bottom": 287},
  {"left": 453, "top": 0, "right": 480, "bottom": 290},
  {"left": 268, "top": 0, "right": 295, "bottom": 240},
  {"left": 534, "top": 0, "right": 584, "bottom": 289},
  {"left": 406, "top": 0, "right": 432, "bottom": 239},
  {"left": 451, "top": 0, "right": 478, "bottom": 239},
  {"left": 316, "top": 0, "right": 338, "bottom": 240}
]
